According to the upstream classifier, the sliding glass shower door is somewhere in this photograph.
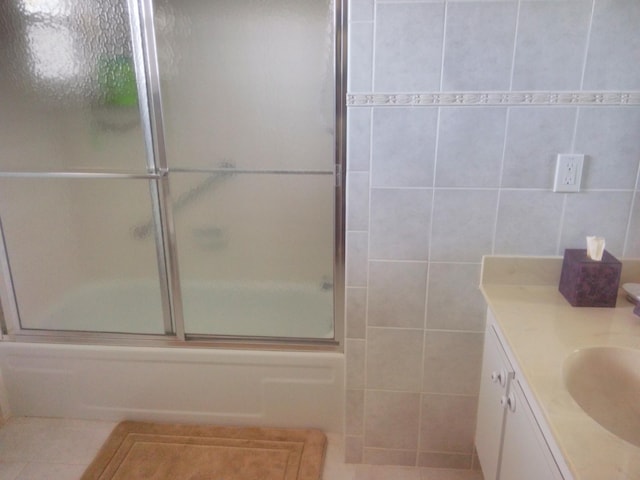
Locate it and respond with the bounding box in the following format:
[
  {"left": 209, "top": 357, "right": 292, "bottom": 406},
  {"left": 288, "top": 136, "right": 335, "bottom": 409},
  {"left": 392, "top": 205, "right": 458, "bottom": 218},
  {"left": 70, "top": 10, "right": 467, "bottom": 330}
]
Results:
[
  {"left": 0, "top": 0, "right": 170, "bottom": 335},
  {"left": 153, "top": 0, "right": 337, "bottom": 339},
  {"left": 0, "top": 0, "right": 342, "bottom": 342}
]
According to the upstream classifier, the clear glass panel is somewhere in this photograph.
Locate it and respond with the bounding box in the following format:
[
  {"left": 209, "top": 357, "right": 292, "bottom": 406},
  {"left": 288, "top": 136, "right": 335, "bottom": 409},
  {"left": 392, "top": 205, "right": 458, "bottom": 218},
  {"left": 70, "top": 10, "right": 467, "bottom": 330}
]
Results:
[
  {"left": 0, "top": 0, "right": 149, "bottom": 172},
  {"left": 171, "top": 172, "right": 334, "bottom": 338},
  {"left": 154, "top": 0, "right": 335, "bottom": 171},
  {"left": 0, "top": 178, "right": 165, "bottom": 334}
]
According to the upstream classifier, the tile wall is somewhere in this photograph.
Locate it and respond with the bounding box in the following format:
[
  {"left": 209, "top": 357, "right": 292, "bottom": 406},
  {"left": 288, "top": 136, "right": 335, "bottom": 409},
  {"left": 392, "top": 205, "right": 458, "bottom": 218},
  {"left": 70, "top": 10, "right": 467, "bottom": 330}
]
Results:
[{"left": 344, "top": 0, "right": 640, "bottom": 469}]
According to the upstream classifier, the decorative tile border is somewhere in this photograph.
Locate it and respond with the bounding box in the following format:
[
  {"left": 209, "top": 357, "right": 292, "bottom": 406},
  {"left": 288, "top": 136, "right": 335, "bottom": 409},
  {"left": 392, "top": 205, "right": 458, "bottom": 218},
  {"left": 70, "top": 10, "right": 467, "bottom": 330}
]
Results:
[{"left": 347, "top": 92, "right": 640, "bottom": 107}]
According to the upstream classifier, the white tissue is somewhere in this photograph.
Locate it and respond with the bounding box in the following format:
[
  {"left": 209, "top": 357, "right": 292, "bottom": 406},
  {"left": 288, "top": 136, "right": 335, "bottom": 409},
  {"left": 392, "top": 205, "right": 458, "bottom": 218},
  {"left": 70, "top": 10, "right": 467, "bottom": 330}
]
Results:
[{"left": 586, "top": 236, "right": 605, "bottom": 261}]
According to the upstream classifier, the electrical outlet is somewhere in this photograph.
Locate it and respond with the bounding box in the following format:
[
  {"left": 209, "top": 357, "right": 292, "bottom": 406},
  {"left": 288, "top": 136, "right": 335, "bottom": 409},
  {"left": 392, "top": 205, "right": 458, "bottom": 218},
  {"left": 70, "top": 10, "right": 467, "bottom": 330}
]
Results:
[{"left": 553, "top": 154, "right": 584, "bottom": 192}]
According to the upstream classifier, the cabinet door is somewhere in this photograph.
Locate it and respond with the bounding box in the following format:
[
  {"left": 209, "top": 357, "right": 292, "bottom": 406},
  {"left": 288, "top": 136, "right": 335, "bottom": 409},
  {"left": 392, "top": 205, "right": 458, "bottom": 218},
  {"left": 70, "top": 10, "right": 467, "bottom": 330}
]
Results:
[
  {"left": 475, "top": 325, "right": 514, "bottom": 480},
  {"left": 500, "top": 381, "right": 564, "bottom": 480}
]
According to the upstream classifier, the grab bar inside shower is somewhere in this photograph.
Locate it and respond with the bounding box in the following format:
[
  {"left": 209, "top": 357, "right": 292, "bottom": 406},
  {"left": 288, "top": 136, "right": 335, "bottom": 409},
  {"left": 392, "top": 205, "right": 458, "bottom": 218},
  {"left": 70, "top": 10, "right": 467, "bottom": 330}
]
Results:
[{"left": 132, "top": 162, "right": 235, "bottom": 240}]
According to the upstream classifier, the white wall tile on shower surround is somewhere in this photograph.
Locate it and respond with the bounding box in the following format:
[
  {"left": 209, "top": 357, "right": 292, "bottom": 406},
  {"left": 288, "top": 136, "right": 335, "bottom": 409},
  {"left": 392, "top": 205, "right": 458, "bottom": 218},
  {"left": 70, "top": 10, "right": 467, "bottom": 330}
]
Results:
[
  {"left": 348, "top": 22, "right": 373, "bottom": 93},
  {"left": 583, "top": 0, "right": 640, "bottom": 90},
  {"left": 374, "top": 3, "right": 444, "bottom": 92},
  {"left": 560, "top": 191, "right": 633, "bottom": 256},
  {"left": 349, "top": 0, "right": 374, "bottom": 22},
  {"left": 422, "top": 332, "right": 483, "bottom": 396},
  {"left": 573, "top": 107, "right": 640, "bottom": 190},
  {"left": 494, "top": 190, "right": 564, "bottom": 255},
  {"left": 512, "top": 1, "right": 591, "bottom": 90},
  {"left": 626, "top": 192, "right": 640, "bottom": 257},
  {"left": 347, "top": 172, "right": 370, "bottom": 230},
  {"left": 371, "top": 108, "right": 437, "bottom": 187},
  {"left": 425, "top": 263, "right": 486, "bottom": 332},
  {"left": 346, "top": 231, "right": 368, "bottom": 287},
  {"left": 501, "top": 107, "right": 576, "bottom": 189},
  {"left": 346, "top": 107, "right": 371, "bottom": 172},
  {"left": 429, "top": 189, "right": 498, "bottom": 262},
  {"left": 442, "top": 2, "right": 517, "bottom": 91},
  {"left": 367, "top": 261, "right": 428, "bottom": 328},
  {"left": 366, "top": 327, "right": 425, "bottom": 391},
  {"left": 419, "top": 394, "right": 477, "bottom": 454},
  {"left": 369, "top": 188, "right": 431, "bottom": 260},
  {"left": 364, "top": 390, "right": 421, "bottom": 450},
  {"left": 435, "top": 107, "right": 506, "bottom": 187},
  {"left": 345, "top": 287, "right": 367, "bottom": 339}
]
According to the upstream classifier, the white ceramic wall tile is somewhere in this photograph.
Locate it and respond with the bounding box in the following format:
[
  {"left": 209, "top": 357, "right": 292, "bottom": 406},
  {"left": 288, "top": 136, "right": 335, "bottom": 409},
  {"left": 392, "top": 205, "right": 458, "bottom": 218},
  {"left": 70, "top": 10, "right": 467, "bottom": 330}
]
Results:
[
  {"left": 369, "top": 188, "right": 431, "bottom": 261},
  {"left": 583, "top": 0, "right": 640, "bottom": 90},
  {"left": 430, "top": 189, "right": 498, "bottom": 262},
  {"left": 625, "top": 192, "right": 640, "bottom": 258},
  {"left": 364, "top": 390, "right": 421, "bottom": 450},
  {"left": 367, "top": 261, "right": 428, "bottom": 328},
  {"left": 560, "top": 191, "right": 634, "bottom": 256},
  {"left": 425, "top": 263, "right": 485, "bottom": 332},
  {"left": 501, "top": 107, "right": 576, "bottom": 189},
  {"left": 346, "top": 232, "right": 369, "bottom": 287},
  {"left": 442, "top": 1, "right": 517, "bottom": 91},
  {"left": 366, "top": 328, "right": 424, "bottom": 391},
  {"left": 494, "top": 190, "right": 564, "bottom": 255},
  {"left": 347, "top": 339, "right": 367, "bottom": 389},
  {"left": 348, "top": 172, "right": 370, "bottom": 230},
  {"left": 350, "top": 0, "right": 375, "bottom": 22},
  {"left": 419, "top": 394, "right": 477, "bottom": 454},
  {"left": 422, "top": 332, "right": 483, "bottom": 395},
  {"left": 574, "top": 107, "right": 640, "bottom": 190},
  {"left": 371, "top": 108, "right": 437, "bottom": 188},
  {"left": 347, "top": 108, "right": 372, "bottom": 172},
  {"left": 435, "top": 108, "right": 506, "bottom": 187},
  {"left": 349, "top": 22, "right": 374, "bottom": 93},
  {"left": 374, "top": 3, "right": 444, "bottom": 92},
  {"left": 512, "top": 1, "right": 591, "bottom": 90},
  {"left": 346, "top": 287, "right": 367, "bottom": 339},
  {"left": 345, "top": 435, "right": 365, "bottom": 464},
  {"left": 346, "top": 389, "right": 365, "bottom": 436}
]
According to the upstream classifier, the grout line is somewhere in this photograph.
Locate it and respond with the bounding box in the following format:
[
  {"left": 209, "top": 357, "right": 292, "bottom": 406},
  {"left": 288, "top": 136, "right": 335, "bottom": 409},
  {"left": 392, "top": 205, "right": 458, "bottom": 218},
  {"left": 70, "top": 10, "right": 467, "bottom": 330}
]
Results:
[
  {"left": 508, "top": 0, "right": 522, "bottom": 91},
  {"left": 438, "top": 1, "right": 448, "bottom": 92},
  {"left": 579, "top": 0, "right": 597, "bottom": 91},
  {"left": 492, "top": 107, "right": 512, "bottom": 254}
]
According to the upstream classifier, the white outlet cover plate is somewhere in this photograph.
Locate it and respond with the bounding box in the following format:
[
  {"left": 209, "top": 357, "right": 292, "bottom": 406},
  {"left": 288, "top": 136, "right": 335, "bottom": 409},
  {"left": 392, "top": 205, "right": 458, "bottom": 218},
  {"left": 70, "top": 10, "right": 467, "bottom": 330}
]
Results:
[{"left": 553, "top": 154, "right": 584, "bottom": 193}]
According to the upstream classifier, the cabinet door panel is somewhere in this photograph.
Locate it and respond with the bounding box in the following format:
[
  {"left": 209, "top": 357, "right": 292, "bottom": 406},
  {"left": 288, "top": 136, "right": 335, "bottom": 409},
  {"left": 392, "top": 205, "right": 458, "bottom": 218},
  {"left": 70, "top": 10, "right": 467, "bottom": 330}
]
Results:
[
  {"left": 475, "top": 324, "right": 514, "bottom": 480},
  {"left": 500, "top": 381, "right": 564, "bottom": 480}
]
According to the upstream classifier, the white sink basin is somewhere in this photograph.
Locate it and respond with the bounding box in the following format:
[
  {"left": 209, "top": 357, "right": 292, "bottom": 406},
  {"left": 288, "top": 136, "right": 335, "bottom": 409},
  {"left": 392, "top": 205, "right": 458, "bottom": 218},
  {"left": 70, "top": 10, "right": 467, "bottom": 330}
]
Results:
[{"left": 563, "top": 346, "right": 640, "bottom": 447}]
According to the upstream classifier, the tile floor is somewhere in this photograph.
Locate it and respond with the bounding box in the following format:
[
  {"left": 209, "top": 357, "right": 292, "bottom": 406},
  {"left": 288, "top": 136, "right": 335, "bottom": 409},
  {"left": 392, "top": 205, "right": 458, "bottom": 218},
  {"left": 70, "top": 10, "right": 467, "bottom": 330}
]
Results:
[{"left": 0, "top": 417, "right": 484, "bottom": 480}]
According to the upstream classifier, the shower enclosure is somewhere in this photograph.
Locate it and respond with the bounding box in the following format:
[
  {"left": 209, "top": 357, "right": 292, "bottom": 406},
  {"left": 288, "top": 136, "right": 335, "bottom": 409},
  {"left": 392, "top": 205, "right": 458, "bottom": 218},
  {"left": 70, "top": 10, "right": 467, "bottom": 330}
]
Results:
[{"left": 0, "top": 0, "right": 345, "bottom": 346}]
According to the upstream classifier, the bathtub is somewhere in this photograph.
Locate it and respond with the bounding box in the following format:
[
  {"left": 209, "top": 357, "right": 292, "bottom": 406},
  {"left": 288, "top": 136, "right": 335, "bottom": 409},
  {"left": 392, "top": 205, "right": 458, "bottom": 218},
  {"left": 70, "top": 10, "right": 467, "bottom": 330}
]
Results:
[
  {"left": 31, "top": 280, "right": 335, "bottom": 339},
  {"left": 0, "top": 281, "right": 343, "bottom": 432}
]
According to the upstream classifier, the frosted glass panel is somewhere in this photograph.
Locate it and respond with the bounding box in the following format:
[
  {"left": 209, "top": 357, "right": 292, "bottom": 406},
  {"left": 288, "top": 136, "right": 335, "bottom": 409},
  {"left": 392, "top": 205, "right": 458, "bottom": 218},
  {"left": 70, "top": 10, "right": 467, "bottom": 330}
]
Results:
[
  {"left": 0, "top": 0, "right": 149, "bottom": 172},
  {"left": 154, "top": 0, "right": 335, "bottom": 171},
  {"left": 0, "top": 178, "right": 165, "bottom": 334},
  {"left": 170, "top": 173, "right": 334, "bottom": 338}
]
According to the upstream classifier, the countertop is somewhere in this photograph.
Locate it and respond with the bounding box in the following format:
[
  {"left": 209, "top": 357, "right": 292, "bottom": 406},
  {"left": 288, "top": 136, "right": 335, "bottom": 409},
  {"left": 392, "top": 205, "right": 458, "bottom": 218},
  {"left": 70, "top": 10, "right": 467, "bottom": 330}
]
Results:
[{"left": 480, "top": 256, "right": 640, "bottom": 480}]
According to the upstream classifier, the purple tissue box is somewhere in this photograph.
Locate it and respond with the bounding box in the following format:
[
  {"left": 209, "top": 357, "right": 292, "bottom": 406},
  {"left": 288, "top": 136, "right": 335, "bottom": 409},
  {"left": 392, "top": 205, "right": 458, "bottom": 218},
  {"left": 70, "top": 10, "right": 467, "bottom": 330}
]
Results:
[{"left": 559, "top": 249, "right": 622, "bottom": 307}]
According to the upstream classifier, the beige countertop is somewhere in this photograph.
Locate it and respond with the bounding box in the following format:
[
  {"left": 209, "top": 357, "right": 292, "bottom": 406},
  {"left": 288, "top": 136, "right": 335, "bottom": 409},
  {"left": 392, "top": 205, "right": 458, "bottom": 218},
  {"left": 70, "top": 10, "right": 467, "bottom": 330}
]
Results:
[{"left": 480, "top": 256, "right": 640, "bottom": 480}]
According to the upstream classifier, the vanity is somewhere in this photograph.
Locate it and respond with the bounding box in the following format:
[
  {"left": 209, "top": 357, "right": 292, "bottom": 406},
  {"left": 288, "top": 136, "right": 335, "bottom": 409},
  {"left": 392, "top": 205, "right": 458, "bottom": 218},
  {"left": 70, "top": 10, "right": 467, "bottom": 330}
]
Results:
[{"left": 476, "top": 256, "right": 640, "bottom": 480}]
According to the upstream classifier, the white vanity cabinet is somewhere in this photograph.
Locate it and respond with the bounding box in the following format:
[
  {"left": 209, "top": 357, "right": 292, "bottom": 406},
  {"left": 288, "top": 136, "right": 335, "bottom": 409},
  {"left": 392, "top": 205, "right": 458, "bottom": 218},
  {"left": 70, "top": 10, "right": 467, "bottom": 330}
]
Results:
[
  {"left": 475, "top": 322, "right": 514, "bottom": 480},
  {"left": 500, "top": 380, "right": 563, "bottom": 480},
  {"left": 476, "top": 310, "right": 566, "bottom": 480}
]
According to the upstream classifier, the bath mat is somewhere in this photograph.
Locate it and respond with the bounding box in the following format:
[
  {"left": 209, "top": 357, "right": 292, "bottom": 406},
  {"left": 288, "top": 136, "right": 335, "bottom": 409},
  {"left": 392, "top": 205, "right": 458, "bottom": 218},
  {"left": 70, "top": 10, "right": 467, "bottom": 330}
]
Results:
[{"left": 81, "top": 421, "right": 327, "bottom": 480}]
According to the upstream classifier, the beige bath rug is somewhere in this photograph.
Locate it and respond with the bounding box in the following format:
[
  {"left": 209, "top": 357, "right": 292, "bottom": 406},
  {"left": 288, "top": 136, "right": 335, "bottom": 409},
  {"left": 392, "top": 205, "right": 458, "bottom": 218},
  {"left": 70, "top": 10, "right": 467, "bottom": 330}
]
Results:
[{"left": 81, "top": 421, "right": 327, "bottom": 480}]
